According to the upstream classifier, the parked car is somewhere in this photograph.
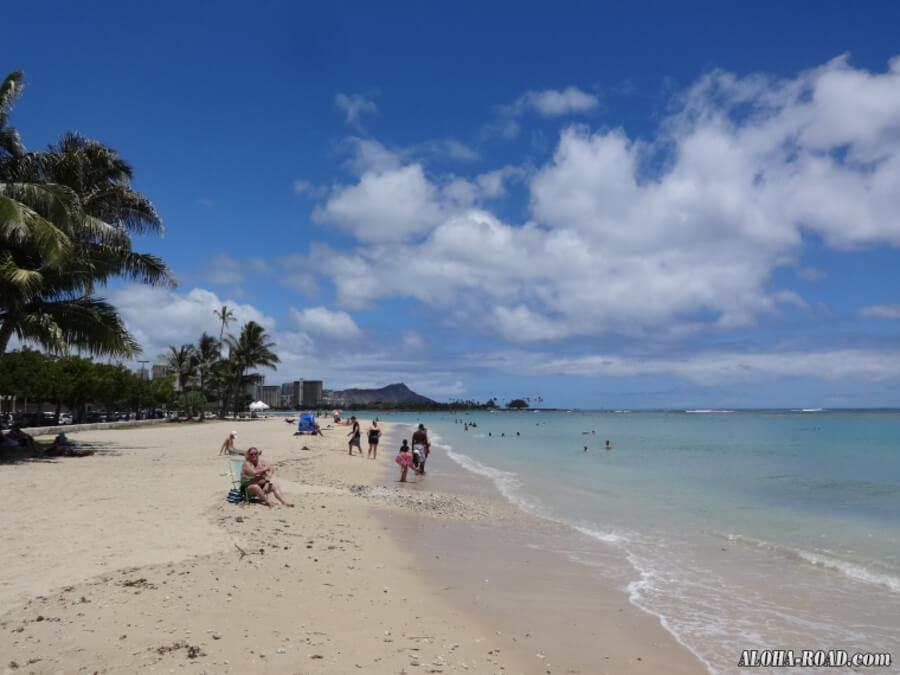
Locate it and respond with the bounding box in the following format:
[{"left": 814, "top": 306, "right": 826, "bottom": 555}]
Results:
[
  {"left": 15, "top": 412, "right": 43, "bottom": 427},
  {"left": 58, "top": 412, "right": 72, "bottom": 425}
]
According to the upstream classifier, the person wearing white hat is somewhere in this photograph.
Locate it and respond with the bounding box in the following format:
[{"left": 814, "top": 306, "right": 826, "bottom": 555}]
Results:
[{"left": 219, "top": 430, "right": 242, "bottom": 456}]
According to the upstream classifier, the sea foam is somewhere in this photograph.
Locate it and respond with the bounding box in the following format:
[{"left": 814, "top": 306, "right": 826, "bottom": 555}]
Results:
[{"left": 721, "top": 532, "right": 900, "bottom": 594}]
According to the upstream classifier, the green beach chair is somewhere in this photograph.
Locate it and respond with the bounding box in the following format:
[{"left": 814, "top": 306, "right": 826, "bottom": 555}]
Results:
[{"left": 228, "top": 458, "right": 248, "bottom": 503}]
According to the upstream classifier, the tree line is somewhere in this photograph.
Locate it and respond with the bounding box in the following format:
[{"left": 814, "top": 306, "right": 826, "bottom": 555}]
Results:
[
  {"left": 0, "top": 348, "right": 178, "bottom": 421},
  {"left": 0, "top": 313, "right": 280, "bottom": 422}
]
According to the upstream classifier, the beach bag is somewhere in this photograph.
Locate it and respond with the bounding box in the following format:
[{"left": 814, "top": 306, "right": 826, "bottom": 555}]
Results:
[{"left": 226, "top": 488, "right": 243, "bottom": 503}]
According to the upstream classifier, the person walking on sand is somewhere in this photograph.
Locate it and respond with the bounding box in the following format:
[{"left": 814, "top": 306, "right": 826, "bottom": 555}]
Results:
[
  {"left": 241, "top": 447, "right": 294, "bottom": 508},
  {"left": 395, "top": 440, "right": 421, "bottom": 482},
  {"left": 347, "top": 416, "right": 361, "bottom": 455},
  {"left": 219, "top": 430, "right": 241, "bottom": 456},
  {"left": 411, "top": 423, "right": 430, "bottom": 474},
  {"left": 367, "top": 420, "right": 381, "bottom": 459}
]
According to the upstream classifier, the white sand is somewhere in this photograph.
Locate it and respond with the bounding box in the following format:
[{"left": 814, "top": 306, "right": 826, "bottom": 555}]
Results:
[{"left": 0, "top": 417, "right": 705, "bottom": 673}]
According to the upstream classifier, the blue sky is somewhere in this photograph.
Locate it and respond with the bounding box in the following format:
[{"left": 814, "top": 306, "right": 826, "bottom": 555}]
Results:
[{"left": 5, "top": 1, "right": 900, "bottom": 408}]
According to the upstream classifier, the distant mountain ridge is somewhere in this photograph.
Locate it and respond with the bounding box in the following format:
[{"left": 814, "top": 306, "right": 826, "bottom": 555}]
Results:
[{"left": 329, "top": 382, "right": 435, "bottom": 405}]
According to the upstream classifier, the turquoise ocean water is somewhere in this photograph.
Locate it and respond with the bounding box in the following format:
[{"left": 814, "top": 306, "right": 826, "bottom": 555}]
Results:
[{"left": 368, "top": 409, "right": 899, "bottom": 673}]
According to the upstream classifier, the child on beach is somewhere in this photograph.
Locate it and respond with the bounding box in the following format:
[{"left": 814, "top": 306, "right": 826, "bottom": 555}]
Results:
[
  {"left": 219, "top": 430, "right": 241, "bottom": 456},
  {"left": 395, "top": 440, "right": 421, "bottom": 482}
]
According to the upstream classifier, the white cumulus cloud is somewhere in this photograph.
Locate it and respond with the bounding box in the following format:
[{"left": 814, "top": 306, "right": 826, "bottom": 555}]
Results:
[
  {"left": 289, "top": 306, "right": 361, "bottom": 339},
  {"left": 470, "top": 347, "right": 900, "bottom": 386},
  {"left": 312, "top": 164, "right": 445, "bottom": 242},
  {"left": 110, "top": 286, "right": 276, "bottom": 361},
  {"left": 302, "top": 55, "right": 900, "bottom": 342},
  {"left": 513, "top": 86, "right": 600, "bottom": 117}
]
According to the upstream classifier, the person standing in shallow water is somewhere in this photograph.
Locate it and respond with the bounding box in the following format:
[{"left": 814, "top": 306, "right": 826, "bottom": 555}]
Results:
[
  {"left": 606, "top": 440, "right": 613, "bottom": 450},
  {"left": 411, "top": 423, "right": 429, "bottom": 474}
]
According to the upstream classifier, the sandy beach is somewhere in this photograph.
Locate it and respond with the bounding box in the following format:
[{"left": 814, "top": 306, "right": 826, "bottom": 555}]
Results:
[{"left": 0, "top": 417, "right": 705, "bottom": 674}]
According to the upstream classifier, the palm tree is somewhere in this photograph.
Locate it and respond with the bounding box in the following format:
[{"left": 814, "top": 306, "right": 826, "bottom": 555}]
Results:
[
  {"left": 194, "top": 332, "right": 220, "bottom": 414},
  {"left": 223, "top": 321, "right": 279, "bottom": 415},
  {"left": 214, "top": 305, "right": 236, "bottom": 343},
  {"left": 226, "top": 321, "right": 280, "bottom": 373},
  {"left": 0, "top": 179, "right": 77, "bottom": 345},
  {"left": 161, "top": 344, "right": 198, "bottom": 393},
  {"left": 1, "top": 72, "right": 76, "bottom": 340},
  {"left": 0, "top": 71, "right": 174, "bottom": 360}
]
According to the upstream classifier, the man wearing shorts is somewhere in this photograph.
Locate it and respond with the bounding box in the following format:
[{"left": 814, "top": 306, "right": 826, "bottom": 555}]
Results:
[
  {"left": 411, "top": 423, "right": 429, "bottom": 474},
  {"left": 347, "top": 416, "right": 361, "bottom": 455}
]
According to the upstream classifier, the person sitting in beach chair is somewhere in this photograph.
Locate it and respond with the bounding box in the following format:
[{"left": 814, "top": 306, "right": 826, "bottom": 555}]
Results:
[{"left": 241, "top": 447, "right": 294, "bottom": 508}]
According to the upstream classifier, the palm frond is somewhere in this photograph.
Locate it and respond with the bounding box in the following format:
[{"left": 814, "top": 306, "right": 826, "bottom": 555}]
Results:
[
  {"left": 93, "top": 248, "right": 176, "bottom": 287},
  {"left": 0, "top": 71, "right": 26, "bottom": 157},
  {"left": 84, "top": 184, "right": 163, "bottom": 235},
  {"left": 76, "top": 213, "right": 133, "bottom": 247},
  {"left": 0, "top": 250, "right": 44, "bottom": 300},
  {"left": 0, "top": 180, "right": 80, "bottom": 230},
  {"left": 12, "top": 311, "right": 68, "bottom": 353},
  {"left": 0, "top": 127, "right": 25, "bottom": 159},
  {"left": 0, "top": 190, "right": 72, "bottom": 265},
  {"left": 17, "top": 296, "right": 141, "bottom": 358},
  {"left": 46, "top": 132, "right": 134, "bottom": 191}
]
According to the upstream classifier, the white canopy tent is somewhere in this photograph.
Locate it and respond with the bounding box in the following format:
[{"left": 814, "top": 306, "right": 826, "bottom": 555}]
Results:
[{"left": 249, "top": 400, "right": 270, "bottom": 411}]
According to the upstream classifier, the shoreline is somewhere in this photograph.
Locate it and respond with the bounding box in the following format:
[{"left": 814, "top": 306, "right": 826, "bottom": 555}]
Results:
[
  {"left": 0, "top": 417, "right": 705, "bottom": 673},
  {"left": 384, "top": 421, "right": 707, "bottom": 674}
]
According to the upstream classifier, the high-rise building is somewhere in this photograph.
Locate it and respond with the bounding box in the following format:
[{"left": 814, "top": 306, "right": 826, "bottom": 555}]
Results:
[
  {"left": 276, "top": 379, "right": 324, "bottom": 409},
  {"left": 245, "top": 374, "right": 263, "bottom": 395},
  {"left": 258, "top": 385, "right": 280, "bottom": 408},
  {"left": 151, "top": 364, "right": 169, "bottom": 380},
  {"left": 280, "top": 381, "right": 301, "bottom": 408},
  {"left": 301, "top": 380, "right": 323, "bottom": 408}
]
